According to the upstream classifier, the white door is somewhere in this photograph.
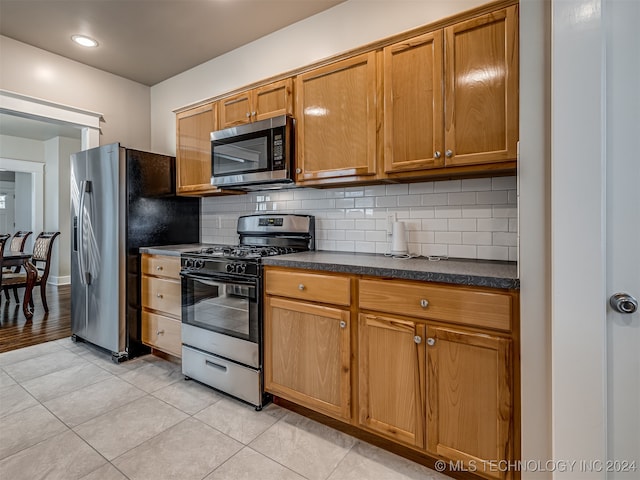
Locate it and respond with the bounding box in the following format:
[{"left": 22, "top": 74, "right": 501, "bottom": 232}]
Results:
[
  {"left": 606, "top": 0, "right": 639, "bottom": 477},
  {"left": 0, "top": 185, "right": 16, "bottom": 236}
]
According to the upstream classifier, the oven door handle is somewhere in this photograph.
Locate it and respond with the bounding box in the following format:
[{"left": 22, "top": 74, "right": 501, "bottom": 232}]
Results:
[{"left": 180, "top": 272, "right": 256, "bottom": 289}]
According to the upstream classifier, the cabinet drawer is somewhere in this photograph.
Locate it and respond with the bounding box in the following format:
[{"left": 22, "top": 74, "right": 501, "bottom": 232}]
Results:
[
  {"left": 359, "top": 279, "right": 512, "bottom": 331},
  {"left": 265, "top": 270, "right": 351, "bottom": 306},
  {"left": 141, "top": 254, "right": 181, "bottom": 279},
  {"left": 142, "top": 311, "right": 182, "bottom": 357},
  {"left": 141, "top": 276, "right": 181, "bottom": 317}
]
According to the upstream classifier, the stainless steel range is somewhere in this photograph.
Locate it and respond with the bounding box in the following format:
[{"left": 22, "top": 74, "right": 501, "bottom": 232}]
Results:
[{"left": 180, "top": 214, "right": 315, "bottom": 409}]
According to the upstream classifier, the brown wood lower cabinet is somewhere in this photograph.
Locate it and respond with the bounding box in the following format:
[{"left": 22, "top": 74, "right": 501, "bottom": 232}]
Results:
[
  {"left": 140, "top": 254, "right": 183, "bottom": 358},
  {"left": 426, "top": 325, "right": 513, "bottom": 480},
  {"left": 264, "top": 296, "right": 351, "bottom": 421},
  {"left": 358, "top": 313, "right": 426, "bottom": 448},
  {"left": 263, "top": 267, "right": 518, "bottom": 480}
]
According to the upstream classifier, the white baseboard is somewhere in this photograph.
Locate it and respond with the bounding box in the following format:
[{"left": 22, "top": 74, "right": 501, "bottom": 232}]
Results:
[{"left": 48, "top": 275, "right": 71, "bottom": 286}]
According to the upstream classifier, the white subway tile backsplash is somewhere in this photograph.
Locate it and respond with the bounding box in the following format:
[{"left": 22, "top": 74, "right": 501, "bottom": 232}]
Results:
[
  {"left": 493, "top": 232, "right": 518, "bottom": 247},
  {"left": 478, "top": 218, "right": 509, "bottom": 232},
  {"left": 422, "top": 244, "right": 448, "bottom": 257},
  {"left": 421, "top": 193, "right": 449, "bottom": 206},
  {"left": 492, "top": 176, "right": 517, "bottom": 190},
  {"left": 448, "top": 218, "right": 477, "bottom": 232},
  {"left": 200, "top": 176, "right": 517, "bottom": 261},
  {"left": 409, "top": 182, "right": 434, "bottom": 194},
  {"left": 435, "top": 232, "right": 462, "bottom": 245},
  {"left": 386, "top": 184, "right": 409, "bottom": 195},
  {"left": 448, "top": 191, "right": 477, "bottom": 205},
  {"left": 335, "top": 198, "right": 355, "bottom": 209},
  {"left": 434, "top": 179, "right": 462, "bottom": 193},
  {"left": 354, "top": 197, "right": 375, "bottom": 208},
  {"left": 462, "top": 231, "right": 492, "bottom": 246},
  {"left": 477, "top": 190, "right": 509, "bottom": 205},
  {"left": 461, "top": 178, "right": 492, "bottom": 191},
  {"left": 398, "top": 194, "right": 422, "bottom": 207},
  {"left": 448, "top": 244, "right": 477, "bottom": 259},
  {"left": 477, "top": 246, "right": 509, "bottom": 261},
  {"left": 346, "top": 230, "right": 365, "bottom": 241},
  {"left": 375, "top": 196, "right": 398, "bottom": 208},
  {"left": 422, "top": 218, "right": 448, "bottom": 231},
  {"left": 435, "top": 206, "right": 462, "bottom": 219}
]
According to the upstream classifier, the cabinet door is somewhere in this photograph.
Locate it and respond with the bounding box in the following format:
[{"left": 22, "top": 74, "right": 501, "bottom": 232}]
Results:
[
  {"left": 219, "top": 91, "right": 253, "bottom": 128},
  {"left": 358, "top": 314, "right": 425, "bottom": 448},
  {"left": 426, "top": 325, "right": 513, "bottom": 480},
  {"left": 264, "top": 296, "right": 351, "bottom": 421},
  {"left": 384, "top": 31, "right": 444, "bottom": 173},
  {"left": 254, "top": 78, "right": 293, "bottom": 121},
  {"left": 444, "top": 5, "right": 519, "bottom": 167},
  {"left": 176, "top": 103, "right": 217, "bottom": 193},
  {"left": 295, "top": 52, "right": 378, "bottom": 182}
]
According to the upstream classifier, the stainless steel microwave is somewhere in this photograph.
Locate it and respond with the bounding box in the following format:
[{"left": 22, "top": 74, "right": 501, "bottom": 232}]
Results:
[{"left": 210, "top": 115, "right": 294, "bottom": 190}]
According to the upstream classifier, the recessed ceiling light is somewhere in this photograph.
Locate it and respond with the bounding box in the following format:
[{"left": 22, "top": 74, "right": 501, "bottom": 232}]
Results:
[{"left": 72, "top": 35, "right": 98, "bottom": 48}]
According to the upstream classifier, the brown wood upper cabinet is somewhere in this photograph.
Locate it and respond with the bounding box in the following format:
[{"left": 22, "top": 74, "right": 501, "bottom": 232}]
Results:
[
  {"left": 175, "top": 103, "right": 245, "bottom": 197},
  {"left": 384, "top": 5, "right": 519, "bottom": 175},
  {"left": 219, "top": 78, "right": 293, "bottom": 129},
  {"left": 444, "top": 5, "right": 519, "bottom": 167},
  {"left": 295, "top": 52, "right": 378, "bottom": 184}
]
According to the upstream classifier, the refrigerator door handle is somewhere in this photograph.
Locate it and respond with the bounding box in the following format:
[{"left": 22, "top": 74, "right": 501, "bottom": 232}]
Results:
[{"left": 78, "top": 180, "right": 92, "bottom": 285}]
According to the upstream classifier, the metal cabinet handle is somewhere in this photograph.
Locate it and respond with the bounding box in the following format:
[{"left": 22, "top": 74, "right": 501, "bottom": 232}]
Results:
[
  {"left": 156, "top": 266, "right": 163, "bottom": 271},
  {"left": 298, "top": 284, "right": 305, "bottom": 291},
  {"left": 156, "top": 329, "right": 165, "bottom": 336},
  {"left": 420, "top": 299, "right": 429, "bottom": 308},
  {"left": 445, "top": 149, "right": 453, "bottom": 158},
  {"left": 251, "top": 111, "right": 257, "bottom": 117},
  {"left": 340, "top": 321, "right": 347, "bottom": 329},
  {"left": 609, "top": 293, "right": 638, "bottom": 314},
  {"left": 245, "top": 112, "right": 251, "bottom": 118},
  {"left": 414, "top": 335, "right": 422, "bottom": 344},
  {"left": 295, "top": 168, "right": 302, "bottom": 174},
  {"left": 426, "top": 337, "right": 435, "bottom": 346},
  {"left": 156, "top": 293, "right": 163, "bottom": 298},
  {"left": 434, "top": 151, "right": 441, "bottom": 159}
]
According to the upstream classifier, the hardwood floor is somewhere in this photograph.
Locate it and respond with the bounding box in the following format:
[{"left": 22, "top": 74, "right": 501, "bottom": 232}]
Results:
[{"left": 0, "top": 284, "right": 71, "bottom": 353}]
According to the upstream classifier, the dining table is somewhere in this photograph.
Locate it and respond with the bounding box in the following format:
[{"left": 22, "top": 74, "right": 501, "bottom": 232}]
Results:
[{"left": 0, "top": 252, "right": 38, "bottom": 320}]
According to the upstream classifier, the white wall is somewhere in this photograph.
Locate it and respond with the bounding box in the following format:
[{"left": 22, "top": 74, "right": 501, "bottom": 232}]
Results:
[
  {"left": 44, "top": 136, "right": 79, "bottom": 284},
  {"left": 0, "top": 36, "right": 151, "bottom": 150},
  {"left": 0, "top": 134, "right": 44, "bottom": 162},
  {"left": 150, "top": 0, "right": 488, "bottom": 155}
]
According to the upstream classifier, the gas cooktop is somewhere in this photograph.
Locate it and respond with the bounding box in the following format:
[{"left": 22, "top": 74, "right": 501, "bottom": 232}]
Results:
[{"left": 183, "top": 244, "right": 303, "bottom": 261}]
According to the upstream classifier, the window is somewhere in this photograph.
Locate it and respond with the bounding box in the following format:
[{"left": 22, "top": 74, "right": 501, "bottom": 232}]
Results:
[{"left": 0, "top": 194, "right": 6, "bottom": 209}]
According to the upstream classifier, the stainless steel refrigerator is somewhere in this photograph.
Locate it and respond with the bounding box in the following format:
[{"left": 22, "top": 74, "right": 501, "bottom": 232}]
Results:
[{"left": 71, "top": 143, "right": 199, "bottom": 361}]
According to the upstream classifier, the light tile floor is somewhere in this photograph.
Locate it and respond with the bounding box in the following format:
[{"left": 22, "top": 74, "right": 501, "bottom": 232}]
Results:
[{"left": 0, "top": 338, "right": 452, "bottom": 480}]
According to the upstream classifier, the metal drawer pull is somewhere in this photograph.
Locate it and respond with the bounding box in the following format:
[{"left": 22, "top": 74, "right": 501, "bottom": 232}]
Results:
[
  {"left": 156, "top": 329, "right": 165, "bottom": 336},
  {"left": 156, "top": 266, "right": 163, "bottom": 271},
  {"left": 445, "top": 149, "right": 453, "bottom": 158},
  {"left": 245, "top": 112, "right": 251, "bottom": 118},
  {"left": 298, "top": 284, "right": 305, "bottom": 291},
  {"left": 427, "top": 337, "right": 435, "bottom": 346},
  {"left": 340, "top": 321, "right": 347, "bottom": 329},
  {"left": 205, "top": 360, "right": 228, "bottom": 372},
  {"left": 434, "top": 151, "right": 441, "bottom": 159},
  {"left": 420, "top": 299, "right": 429, "bottom": 308},
  {"left": 414, "top": 335, "right": 422, "bottom": 344},
  {"left": 156, "top": 293, "right": 163, "bottom": 298}
]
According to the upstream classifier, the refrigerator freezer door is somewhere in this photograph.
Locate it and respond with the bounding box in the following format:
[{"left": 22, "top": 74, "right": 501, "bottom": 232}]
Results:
[{"left": 71, "top": 144, "right": 126, "bottom": 355}]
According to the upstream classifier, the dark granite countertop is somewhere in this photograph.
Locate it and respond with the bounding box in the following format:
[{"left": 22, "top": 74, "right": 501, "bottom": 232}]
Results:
[{"left": 262, "top": 251, "right": 519, "bottom": 290}]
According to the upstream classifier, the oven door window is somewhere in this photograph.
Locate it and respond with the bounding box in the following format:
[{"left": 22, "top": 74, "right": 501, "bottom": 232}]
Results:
[
  {"left": 212, "top": 131, "right": 270, "bottom": 176},
  {"left": 182, "top": 275, "right": 259, "bottom": 343}
]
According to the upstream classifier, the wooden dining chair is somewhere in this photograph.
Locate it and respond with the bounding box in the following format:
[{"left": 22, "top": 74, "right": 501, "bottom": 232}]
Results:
[
  {"left": 3, "top": 231, "right": 32, "bottom": 274},
  {"left": 1, "top": 231, "right": 60, "bottom": 311}
]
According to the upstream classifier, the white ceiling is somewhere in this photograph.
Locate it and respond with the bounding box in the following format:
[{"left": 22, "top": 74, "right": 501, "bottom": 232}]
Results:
[
  {"left": 0, "top": 0, "right": 344, "bottom": 142},
  {"left": 0, "top": 113, "right": 83, "bottom": 141},
  {"left": 0, "top": 0, "right": 344, "bottom": 86}
]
